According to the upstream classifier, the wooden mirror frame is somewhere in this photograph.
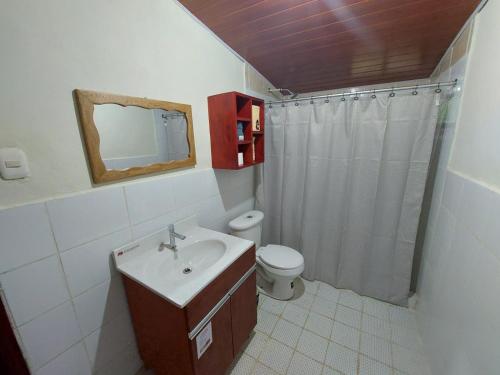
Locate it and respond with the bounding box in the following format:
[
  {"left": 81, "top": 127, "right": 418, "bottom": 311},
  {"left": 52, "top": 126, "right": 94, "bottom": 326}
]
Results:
[{"left": 74, "top": 89, "right": 196, "bottom": 184}]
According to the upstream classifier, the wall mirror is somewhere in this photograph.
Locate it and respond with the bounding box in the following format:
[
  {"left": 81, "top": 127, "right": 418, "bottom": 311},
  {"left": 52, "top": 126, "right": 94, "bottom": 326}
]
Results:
[{"left": 74, "top": 90, "right": 196, "bottom": 183}]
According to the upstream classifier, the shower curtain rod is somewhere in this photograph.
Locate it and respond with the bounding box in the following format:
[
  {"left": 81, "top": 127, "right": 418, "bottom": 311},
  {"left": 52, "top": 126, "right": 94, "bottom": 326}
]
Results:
[{"left": 266, "top": 79, "right": 457, "bottom": 105}]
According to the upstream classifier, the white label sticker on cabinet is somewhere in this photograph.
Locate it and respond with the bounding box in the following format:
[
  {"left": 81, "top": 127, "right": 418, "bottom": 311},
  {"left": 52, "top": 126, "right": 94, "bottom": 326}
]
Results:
[{"left": 196, "top": 322, "right": 213, "bottom": 359}]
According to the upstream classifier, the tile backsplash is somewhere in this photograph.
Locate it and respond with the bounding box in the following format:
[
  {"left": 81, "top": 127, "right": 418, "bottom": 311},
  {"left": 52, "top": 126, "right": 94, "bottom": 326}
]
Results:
[{"left": 0, "top": 167, "right": 255, "bottom": 374}]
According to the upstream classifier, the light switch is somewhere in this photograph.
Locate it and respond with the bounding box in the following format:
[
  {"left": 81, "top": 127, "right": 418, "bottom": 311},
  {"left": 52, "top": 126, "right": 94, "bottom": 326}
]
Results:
[
  {"left": 5, "top": 160, "right": 22, "bottom": 168},
  {"left": 0, "top": 148, "right": 30, "bottom": 180}
]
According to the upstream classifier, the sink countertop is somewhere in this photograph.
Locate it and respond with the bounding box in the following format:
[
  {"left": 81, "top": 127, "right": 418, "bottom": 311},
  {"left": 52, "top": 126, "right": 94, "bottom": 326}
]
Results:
[{"left": 112, "top": 218, "right": 254, "bottom": 308}]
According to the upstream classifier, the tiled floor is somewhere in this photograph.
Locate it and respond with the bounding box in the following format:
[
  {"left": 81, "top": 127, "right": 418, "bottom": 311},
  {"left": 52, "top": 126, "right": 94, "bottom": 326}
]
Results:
[
  {"left": 136, "top": 278, "right": 431, "bottom": 375},
  {"left": 228, "top": 278, "right": 431, "bottom": 375}
]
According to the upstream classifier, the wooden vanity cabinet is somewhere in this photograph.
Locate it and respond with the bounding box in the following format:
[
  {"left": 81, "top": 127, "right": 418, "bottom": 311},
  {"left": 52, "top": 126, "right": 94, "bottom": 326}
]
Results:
[{"left": 122, "top": 245, "right": 256, "bottom": 375}]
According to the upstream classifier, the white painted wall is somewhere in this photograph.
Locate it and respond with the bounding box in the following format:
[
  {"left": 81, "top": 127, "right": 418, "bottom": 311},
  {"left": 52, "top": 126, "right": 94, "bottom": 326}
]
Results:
[
  {"left": 0, "top": 0, "right": 246, "bottom": 208},
  {"left": 449, "top": 0, "right": 500, "bottom": 189},
  {"left": 0, "top": 0, "right": 272, "bottom": 373}
]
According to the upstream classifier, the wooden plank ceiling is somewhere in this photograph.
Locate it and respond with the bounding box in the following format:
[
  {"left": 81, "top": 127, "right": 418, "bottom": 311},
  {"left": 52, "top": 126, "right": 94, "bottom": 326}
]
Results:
[{"left": 179, "top": 0, "right": 480, "bottom": 93}]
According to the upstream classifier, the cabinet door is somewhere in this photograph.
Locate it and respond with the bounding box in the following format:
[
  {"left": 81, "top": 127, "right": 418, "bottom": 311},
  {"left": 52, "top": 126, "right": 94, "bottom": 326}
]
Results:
[
  {"left": 230, "top": 271, "right": 257, "bottom": 355},
  {"left": 190, "top": 299, "right": 233, "bottom": 375}
]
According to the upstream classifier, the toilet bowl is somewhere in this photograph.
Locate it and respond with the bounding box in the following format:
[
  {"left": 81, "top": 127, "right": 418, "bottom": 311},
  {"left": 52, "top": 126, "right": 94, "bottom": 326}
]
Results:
[{"left": 228, "top": 210, "right": 304, "bottom": 300}]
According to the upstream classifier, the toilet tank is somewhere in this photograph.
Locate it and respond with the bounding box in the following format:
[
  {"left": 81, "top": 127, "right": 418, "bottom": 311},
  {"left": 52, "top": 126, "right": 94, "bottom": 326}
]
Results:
[{"left": 228, "top": 210, "right": 264, "bottom": 249}]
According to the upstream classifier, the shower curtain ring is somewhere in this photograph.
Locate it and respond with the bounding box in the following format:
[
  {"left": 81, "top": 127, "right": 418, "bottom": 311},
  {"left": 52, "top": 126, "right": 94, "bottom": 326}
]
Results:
[
  {"left": 295, "top": 101, "right": 299, "bottom": 106},
  {"left": 341, "top": 93, "right": 346, "bottom": 101},
  {"left": 435, "top": 83, "right": 442, "bottom": 93},
  {"left": 353, "top": 92, "right": 359, "bottom": 100},
  {"left": 325, "top": 96, "right": 330, "bottom": 103},
  {"left": 412, "top": 85, "right": 419, "bottom": 95},
  {"left": 310, "top": 96, "right": 314, "bottom": 104},
  {"left": 281, "top": 100, "right": 285, "bottom": 107},
  {"left": 389, "top": 88, "right": 396, "bottom": 97},
  {"left": 371, "top": 89, "right": 376, "bottom": 99}
]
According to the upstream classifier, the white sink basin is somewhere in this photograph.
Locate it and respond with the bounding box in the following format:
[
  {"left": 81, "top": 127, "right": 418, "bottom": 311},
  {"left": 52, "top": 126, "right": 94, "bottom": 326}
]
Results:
[
  {"left": 113, "top": 218, "right": 253, "bottom": 307},
  {"left": 145, "top": 239, "right": 227, "bottom": 287}
]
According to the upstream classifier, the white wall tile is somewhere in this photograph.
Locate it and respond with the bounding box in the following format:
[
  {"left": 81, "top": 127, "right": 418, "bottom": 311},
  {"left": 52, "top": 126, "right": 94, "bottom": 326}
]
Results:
[
  {"left": 441, "top": 171, "right": 464, "bottom": 215},
  {"left": 418, "top": 171, "right": 500, "bottom": 375},
  {"left": 94, "top": 342, "right": 142, "bottom": 375},
  {"left": 84, "top": 311, "right": 135, "bottom": 371},
  {"left": 131, "top": 210, "right": 179, "bottom": 240},
  {"left": 35, "top": 343, "right": 91, "bottom": 375},
  {"left": 74, "top": 277, "right": 128, "bottom": 337},
  {"left": 19, "top": 301, "right": 81, "bottom": 370},
  {"left": 0, "top": 167, "right": 256, "bottom": 375},
  {"left": 0, "top": 203, "right": 57, "bottom": 273},
  {"left": 61, "top": 228, "right": 132, "bottom": 297},
  {"left": 0, "top": 255, "right": 70, "bottom": 326},
  {"left": 124, "top": 177, "right": 175, "bottom": 225},
  {"left": 47, "top": 188, "right": 129, "bottom": 251},
  {"left": 172, "top": 169, "right": 219, "bottom": 208},
  {"left": 459, "top": 180, "right": 500, "bottom": 258}
]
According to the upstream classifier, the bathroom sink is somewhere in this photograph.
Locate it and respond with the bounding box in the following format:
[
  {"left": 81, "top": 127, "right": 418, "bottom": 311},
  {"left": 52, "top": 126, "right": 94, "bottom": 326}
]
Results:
[
  {"left": 112, "top": 217, "right": 253, "bottom": 307},
  {"left": 146, "top": 239, "right": 227, "bottom": 287}
]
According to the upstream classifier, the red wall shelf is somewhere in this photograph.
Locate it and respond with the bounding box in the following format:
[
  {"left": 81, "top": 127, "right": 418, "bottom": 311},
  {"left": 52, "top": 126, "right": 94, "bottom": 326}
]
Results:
[{"left": 208, "top": 91, "right": 265, "bottom": 169}]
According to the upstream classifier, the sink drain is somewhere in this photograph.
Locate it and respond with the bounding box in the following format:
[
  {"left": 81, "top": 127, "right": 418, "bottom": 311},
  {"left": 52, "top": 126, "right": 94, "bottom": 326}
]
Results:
[{"left": 183, "top": 267, "right": 192, "bottom": 274}]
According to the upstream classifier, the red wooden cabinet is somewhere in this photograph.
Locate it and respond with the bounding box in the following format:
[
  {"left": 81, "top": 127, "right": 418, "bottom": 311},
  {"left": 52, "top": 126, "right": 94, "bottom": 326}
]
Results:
[
  {"left": 208, "top": 92, "right": 265, "bottom": 169},
  {"left": 122, "top": 246, "right": 257, "bottom": 375}
]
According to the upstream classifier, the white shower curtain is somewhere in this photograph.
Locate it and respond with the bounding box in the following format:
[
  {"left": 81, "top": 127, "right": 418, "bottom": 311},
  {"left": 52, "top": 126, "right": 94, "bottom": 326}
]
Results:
[{"left": 262, "top": 91, "right": 439, "bottom": 305}]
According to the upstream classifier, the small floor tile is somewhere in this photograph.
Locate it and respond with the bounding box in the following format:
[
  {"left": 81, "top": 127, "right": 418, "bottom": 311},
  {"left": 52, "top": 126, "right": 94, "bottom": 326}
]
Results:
[
  {"left": 335, "top": 305, "right": 361, "bottom": 329},
  {"left": 244, "top": 331, "right": 269, "bottom": 359},
  {"left": 259, "top": 339, "right": 294, "bottom": 375},
  {"left": 321, "top": 366, "right": 343, "bottom": 375},
  {"left": 338, "top": 290, "right": 363, "bottom": 311},
  {"left": 261, "top": 297, "right": 288, "bottom": 316},
  {"left": 296, "top": 330, "right": 329, "bottom": 362},
  {"left": 305, "top": 311, "right": 333, "bottom": 338},
  {"left": 362, "top": 297, "right": 390, "bottom": 321},
  {"left": 317, "top": 283, "right": 340, "bottom": 302},
  {"left": 389, "top": 306, "right": 418, "bottom": 330},
  {"left": 271, "top": 319, "right": 302, "bottom": 348},
  {"left": 256, "top": 310, "right": 279, "bottom": 335},
  {"left": 391, "top": 325, "right": 422, "bottom": 351},
  {"left": 360, "top": 333, "right": 391, "bottom": 366},
  {"left": 302, "top": 278, "right": 319, "bottom": 295},
  {"left": 287, "top": 351, "right": 323, "bottom": 375},
  {"left": 310, "top": 296, "right": 337, "bottom": 319},
  {"left": 230, "top": 354, "right": 256, "bottom": 375},
  {"left": 253, "top": 362, "right": 278, "bottom": 375},
  {"left": 291, "top": 292, "right": 315, "bottom": 310},
  {"left": 358, "top": 354, "right": 392, "bottom": 375},
  {"left": 331, "top": 321, "right": 360, "bottom": 351},
  {"left": 361, "top": 314, "right": 391, "bottom": 340},
  {"left": 392, "top": 343, "right": 431, "bottom": 375},
  {"left": 325, "top": 342, "right": 358, "bottom": 375},
  {"left": 282, "top": 304, "right": 309, "bottom": 327}
]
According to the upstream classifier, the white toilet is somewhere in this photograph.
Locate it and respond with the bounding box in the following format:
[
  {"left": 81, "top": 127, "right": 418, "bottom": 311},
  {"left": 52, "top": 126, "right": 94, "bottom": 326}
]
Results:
[{"left": 229, "top": 210, "right": 304, "bottom": 300}]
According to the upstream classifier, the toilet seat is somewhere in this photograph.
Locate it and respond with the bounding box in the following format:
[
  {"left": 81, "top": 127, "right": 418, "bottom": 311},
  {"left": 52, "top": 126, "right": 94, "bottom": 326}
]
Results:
[{"left": 257, "top": 245, "right": 304, "bottom": 270}]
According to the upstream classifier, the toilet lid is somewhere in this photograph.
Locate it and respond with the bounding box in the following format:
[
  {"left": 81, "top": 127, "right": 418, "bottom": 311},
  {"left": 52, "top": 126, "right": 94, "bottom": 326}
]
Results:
[{"left": 258, "top": 245, "right": 304, "bottom": 270}]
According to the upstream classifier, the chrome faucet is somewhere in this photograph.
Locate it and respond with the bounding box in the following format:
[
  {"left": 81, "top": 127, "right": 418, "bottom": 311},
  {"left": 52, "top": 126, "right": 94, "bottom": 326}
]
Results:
[{"left": 159, "top": 224, "right": 186, "bottom": 253}]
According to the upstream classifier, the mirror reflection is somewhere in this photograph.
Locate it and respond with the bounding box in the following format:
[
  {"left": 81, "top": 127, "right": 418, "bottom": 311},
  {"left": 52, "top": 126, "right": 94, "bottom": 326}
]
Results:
[{"left": 93, "top": 104, "right": 189, "bottom": 170}]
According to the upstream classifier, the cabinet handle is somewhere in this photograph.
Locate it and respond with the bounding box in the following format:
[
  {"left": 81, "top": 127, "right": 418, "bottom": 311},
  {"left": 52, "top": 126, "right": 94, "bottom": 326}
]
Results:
[
  {"left": 228, "top": 266, "right": 256, "bottom": 296},
  {"left": 188, "top": 265, "right": 256, "bottom": 340}
]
